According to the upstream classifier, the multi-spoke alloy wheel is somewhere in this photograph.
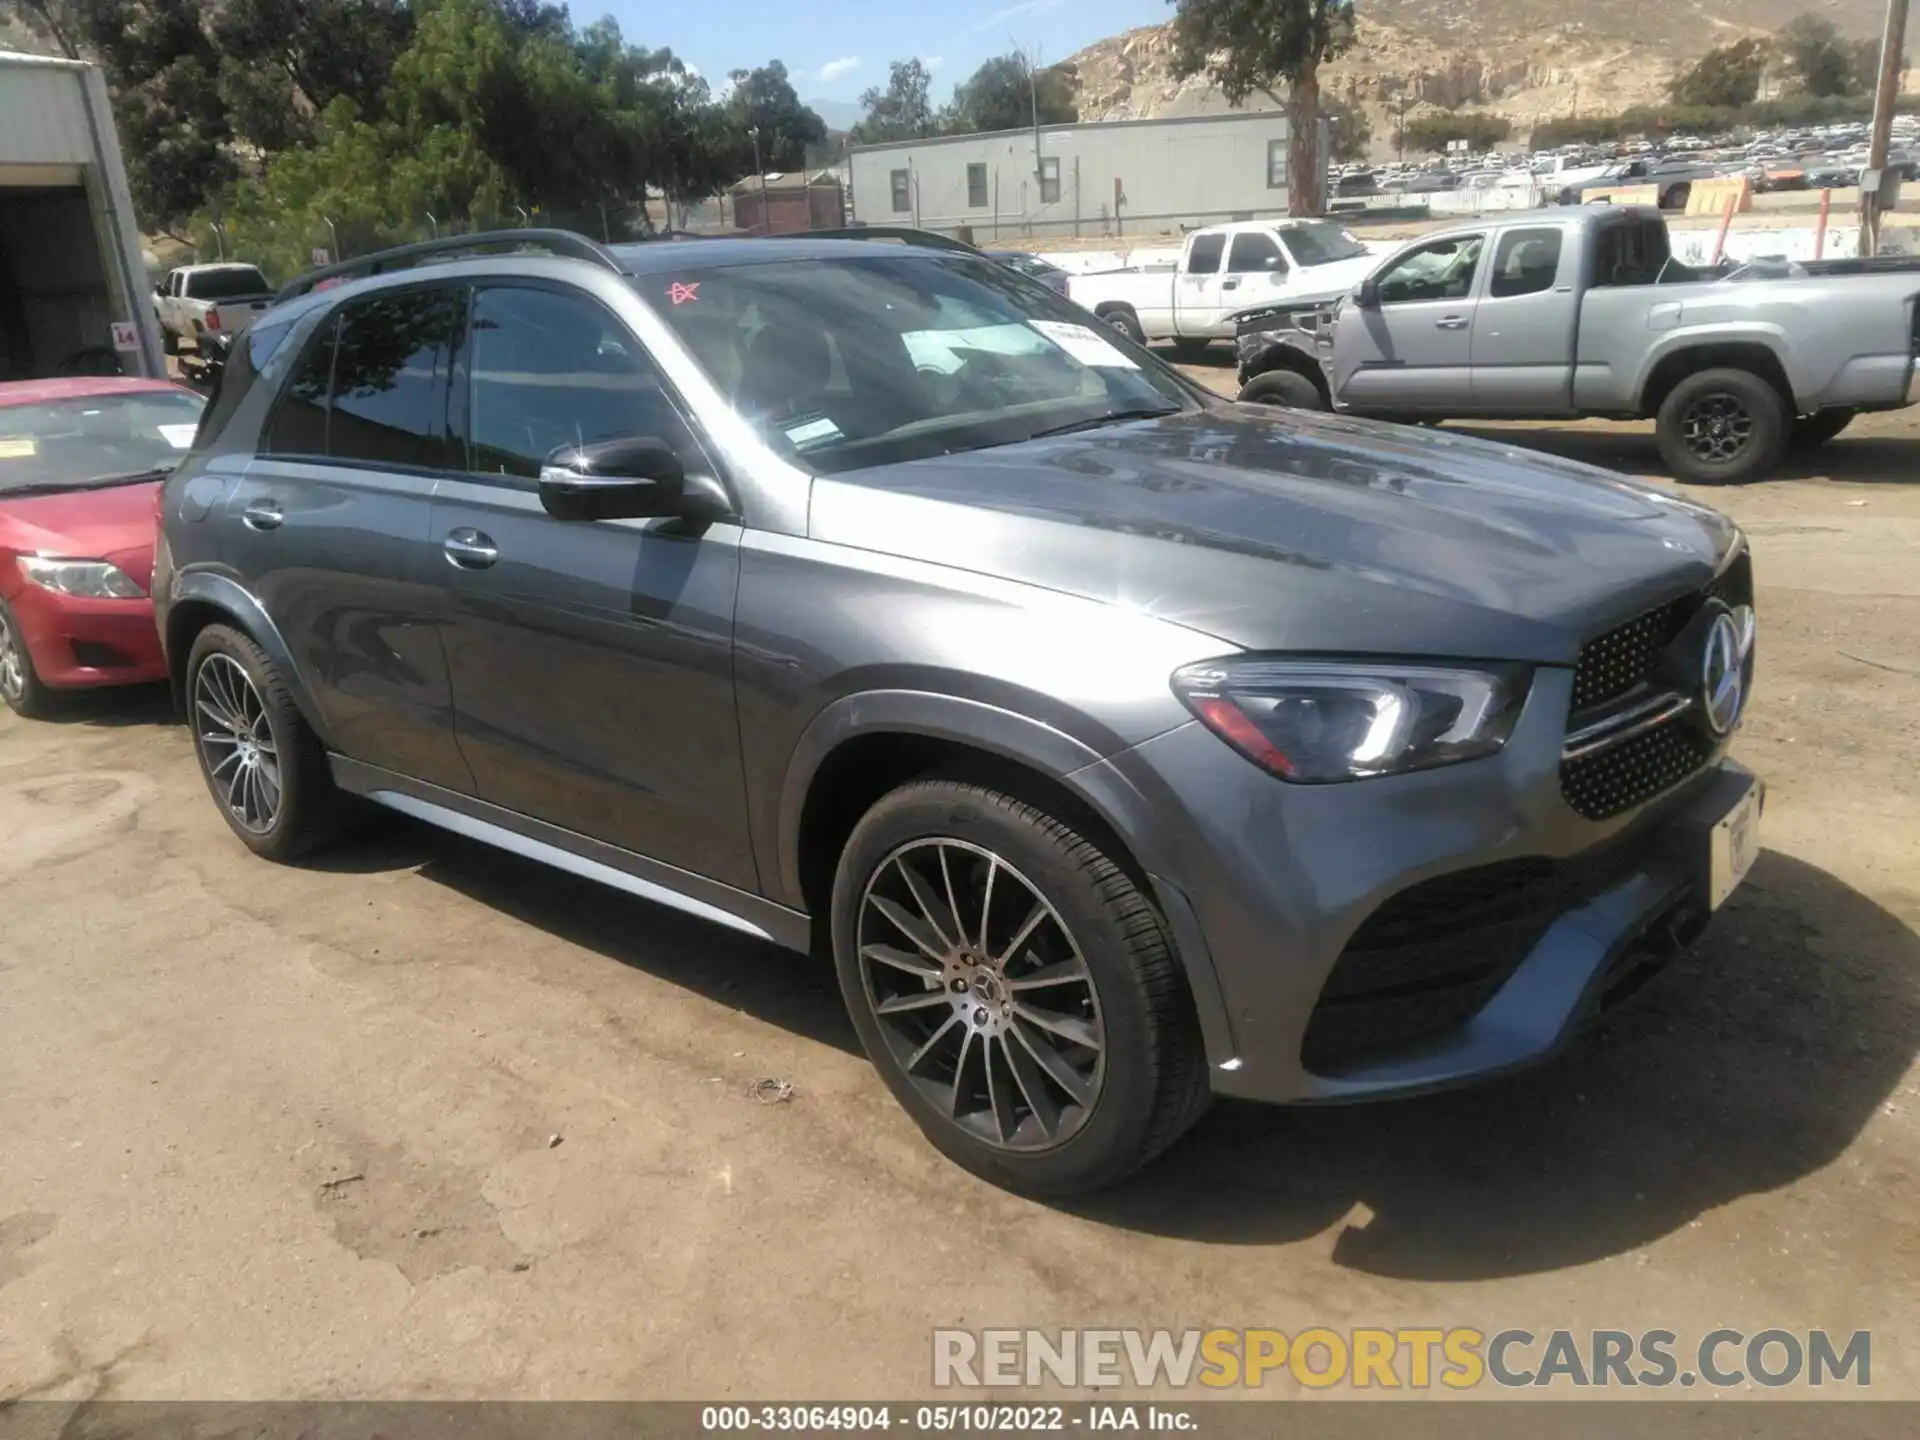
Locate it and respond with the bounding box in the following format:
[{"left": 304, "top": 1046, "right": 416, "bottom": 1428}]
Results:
[
  {"left": 1680, "top": 393, "right": 1753, "bottom": 465},
  {"left": 858, "top": 838, "right": 1104, "bottom": 1152},
  {"left": 832, "top": 778, "right": 1210, "bottom": 1195},
  {"left": 194, "top": 652, "right": 282, "bottom": 833},
  {"left": 0, "top": 612, "right": 25, "bottom": 704}
]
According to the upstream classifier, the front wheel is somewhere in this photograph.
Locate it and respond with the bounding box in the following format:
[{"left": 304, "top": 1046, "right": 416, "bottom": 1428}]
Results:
[
  {"left": 1098, "top": 305, "right": 1146, "bottom": 345},
  {"left": 1238, "top": 369, "right": 1326, "bottom": 410},
  {"left": 0, "top": 599, "right": 54, "bottom": 719},
  {"left": 831, "top": 779, "right": 1209, "bottom": 1195},
  {"left": 1655, "top": 367, "right": 1789, "bottom": 485}
]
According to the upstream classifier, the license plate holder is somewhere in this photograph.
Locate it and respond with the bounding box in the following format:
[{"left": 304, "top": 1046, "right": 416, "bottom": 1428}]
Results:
[{"left": 1707, "top": 780, "right": 1762, "bottom": 910}]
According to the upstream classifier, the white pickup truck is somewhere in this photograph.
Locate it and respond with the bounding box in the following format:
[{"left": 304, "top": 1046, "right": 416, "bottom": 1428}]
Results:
[
  {"left": 1067, "top": 219, "right": 1380, "bottom": 355},
  {"left": 152, "top": 263, "right": 275, "bottom": 355}
]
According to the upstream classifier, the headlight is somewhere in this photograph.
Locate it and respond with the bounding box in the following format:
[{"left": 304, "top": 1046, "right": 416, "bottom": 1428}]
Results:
[
  {"left": 17, "top": 556, "right": 147, "bottom": 599},
  {"left": 1171, "top": 658, "right": 1528, "bottom": 782}
]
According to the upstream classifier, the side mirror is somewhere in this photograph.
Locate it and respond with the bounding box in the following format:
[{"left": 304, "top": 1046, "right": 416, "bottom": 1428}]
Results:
[
  {"left": 539, "top": 436, "right": 687, "bottom": 522},
  {"left": 1352, "top": 279, "right": 1378, "bottom": 308}
]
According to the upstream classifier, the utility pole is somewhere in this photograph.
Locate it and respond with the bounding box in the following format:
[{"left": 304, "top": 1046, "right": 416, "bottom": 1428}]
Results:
[
  {"left": 1860, "top": 0, "right": 1910, "bottom": 256},
  {"left": 749, "top": 125, "right": 768, "bottom": 234}
]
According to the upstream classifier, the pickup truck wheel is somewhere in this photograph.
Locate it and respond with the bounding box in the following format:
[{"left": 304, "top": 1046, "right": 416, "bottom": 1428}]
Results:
[
  {"left": 831, "top": 778, "right": 1209, "bottom": 1196},
  {"left": 161, "top": 328, "right": 179, "bottom": 357},
  {"left": 1170, "top": 338, "right": 1212, "bottom": 362},
  {"left": 1098, "top": 305, "right": 1146, "bottom": 345},
  {"left": 1656, "top": 368, "right": 1788, "bottom": 485},
  {"left": 1791, "top": 408, "right": 1856, "bottom": 449},
  {"left": 1238, "top": 370, "right": 1326, "bottom": 410}
]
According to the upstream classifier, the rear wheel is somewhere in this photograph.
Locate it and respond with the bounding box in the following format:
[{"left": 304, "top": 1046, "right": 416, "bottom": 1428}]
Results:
[
  {"left": 161, "top": 326, "right": 179, "bottom": 356},
  {"left": 1238, "top": 369, "right": 1326, "bottom": 410},
  {"left": 0, "top": 599, "right": 54, "bottom": 719},
  {"left": 1791, "top": 408, "right": 1856, "bottom": 449},
  {"left": 1169, "top": 337, "right": 1212, "bottom": 362},
  {"left": 1655, "top": 367, "right": 1789, "bottom": 485},
  {"left": 1099, "top": 305, "right": 1146, "bottom": 345},
  {"left": 831, "top": 778, "right": 1209, "bottom": 1195},
  {"left": 186, "top": 624, "right": 346, "bottom": 861}
]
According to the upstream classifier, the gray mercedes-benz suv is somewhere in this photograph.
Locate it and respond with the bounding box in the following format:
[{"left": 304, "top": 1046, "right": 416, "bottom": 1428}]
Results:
[{"left": 156, "top": 230, "right": 1762, "bottom": 1195}]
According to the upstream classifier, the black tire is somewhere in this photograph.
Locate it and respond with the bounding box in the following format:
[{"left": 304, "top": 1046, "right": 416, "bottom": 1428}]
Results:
[
  {"left": 1791, "top": 408, "right": 1856, "bottom": 449},
  {"left": 161, "top": 327, "right": 179, "bottom": 357},
  {"left": 1238, "top": 369, "right": 1326, "bottom": 410},
  {"left": 1655, "top": 367, "right": 1789, "bottom": 485},
  {"left": 0, "top": 598, "right": 56, "bottom": 719},
  {"left": 830, "top": 778, "right": 1210, "bottom": 1195},
  {"left": 1098, "top": 305, "right": 1146, "bottom": 345},
  {"left": 1169, "top": 337, "right": 1212, "bottom": 362},
  {"left": 185, "top": 624, "right": 346, "bottom": 861}
]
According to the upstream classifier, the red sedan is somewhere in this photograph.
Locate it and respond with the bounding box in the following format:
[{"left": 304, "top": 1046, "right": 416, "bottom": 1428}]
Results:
[{"left": 0, "top": 377, "right": 206, "bottom": 717}]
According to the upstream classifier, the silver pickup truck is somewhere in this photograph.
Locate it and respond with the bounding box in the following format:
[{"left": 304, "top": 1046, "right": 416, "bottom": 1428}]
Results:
[{"left": 1231, "top": 206, "right": 1920, "bottom": 483}]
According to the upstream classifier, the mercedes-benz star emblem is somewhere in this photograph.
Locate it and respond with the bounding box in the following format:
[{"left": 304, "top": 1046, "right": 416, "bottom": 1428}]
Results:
[{"left": 1701, "top": 606, "right": 1754, "bottom": 735}]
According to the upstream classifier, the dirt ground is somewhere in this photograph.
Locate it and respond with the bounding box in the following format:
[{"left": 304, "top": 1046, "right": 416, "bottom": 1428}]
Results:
[{"left": 1, "top": 380, "right": 1917, "bottom": 1402}]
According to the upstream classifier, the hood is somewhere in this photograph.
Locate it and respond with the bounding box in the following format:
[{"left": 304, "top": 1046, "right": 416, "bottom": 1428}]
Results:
[
  {"left": 808, "top": 407, "right": 1739, "bottom": 663},
  {"left": 1290, "top": 255, "right": 1376, "bottom": 294},
  {"left": 0, "top": 481, "right": 162, "bottom": 591}
]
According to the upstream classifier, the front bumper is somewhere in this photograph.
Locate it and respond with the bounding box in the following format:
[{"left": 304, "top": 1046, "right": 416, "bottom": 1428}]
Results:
[
  {"left": 5, "top": 582, "right": 166, "bottom": 690},
  {"left": 1074, "top": 665, "right": 1758, "bottom": 1105}
]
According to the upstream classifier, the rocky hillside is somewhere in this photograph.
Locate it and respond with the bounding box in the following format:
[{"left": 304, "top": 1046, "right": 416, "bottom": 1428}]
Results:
[{"left": 1066, "top": 2, "right": 1892, "bottom": 154}]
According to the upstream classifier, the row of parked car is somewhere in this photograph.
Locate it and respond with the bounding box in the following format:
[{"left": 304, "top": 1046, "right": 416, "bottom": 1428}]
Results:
[{"left": 2, "top": 224, "right": 1770, "bottom": 1195}]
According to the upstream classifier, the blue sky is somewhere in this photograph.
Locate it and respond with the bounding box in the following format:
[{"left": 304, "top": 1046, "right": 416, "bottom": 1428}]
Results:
[{"left": 599, "top": 0, "right": 1172, "bottom": 109}]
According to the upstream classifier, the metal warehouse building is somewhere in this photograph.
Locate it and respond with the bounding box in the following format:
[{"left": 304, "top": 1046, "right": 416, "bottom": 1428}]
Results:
[{"left": 847, "top": 111, "right": 1320, "bottom": 240}]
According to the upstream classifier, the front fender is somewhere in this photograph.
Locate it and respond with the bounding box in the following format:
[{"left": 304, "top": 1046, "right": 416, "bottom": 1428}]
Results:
[
  {"left": 772, "top": 688, "right": 1106, "bottom": 910},
  {"left": 165, "top": 567, "right": 330, "bottom": 745}
]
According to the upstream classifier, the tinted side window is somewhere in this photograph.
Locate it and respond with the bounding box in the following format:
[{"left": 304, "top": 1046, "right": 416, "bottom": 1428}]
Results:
[
  {"left": 196, "top": 316, "right": 297, "bottom": 455},
  {"left": 1228, "top": 231, "right": 1287, "bottom": 274},
  {"left": 1187, "top": 234, "right": 1225, "bottom": 274},
  {"left": 462, "top": 285, "right": 696, "bottom": 481},
  {"left": 1488, "top": 228, "right": 1564, "bottom": 298},
  {"left": 328, "top": 288, "right": 461, "bottom": 469},
  {"left": 264, "top": 313, "right": 337, "bottom": 457},
  {"left": 1374, "top": 234, "right": 1485, "bottom": 304}
]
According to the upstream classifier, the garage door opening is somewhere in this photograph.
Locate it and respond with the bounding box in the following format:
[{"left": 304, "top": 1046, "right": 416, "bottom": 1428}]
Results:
[{"left": 0, "top": 185, "right": 120, "bottom": 381}]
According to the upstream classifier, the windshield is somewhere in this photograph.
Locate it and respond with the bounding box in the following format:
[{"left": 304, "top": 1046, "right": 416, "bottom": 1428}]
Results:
[
  {"left": 186, "top": 267, "right": 270, "bottom": 300},
  {"left": 0, "top": 391, "right": 205, "bottom": 494},
  {"left": 1283, "top": 222, "right": 1370, "bottom": 267},
  {"left": 993, "top": 253, "right": 1063, "bottom": 280},
  {"left": 644, "top": 254, "right": 1195, "bottom": 474}
]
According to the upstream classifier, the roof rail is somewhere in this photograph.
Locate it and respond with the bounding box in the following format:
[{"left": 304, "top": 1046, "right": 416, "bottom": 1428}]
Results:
[
  {"left": 274, "top": 228, "right": 624, "bottom": 304},
  {"left": 779, "top": 225, "right": 986, "bottom": 256}
]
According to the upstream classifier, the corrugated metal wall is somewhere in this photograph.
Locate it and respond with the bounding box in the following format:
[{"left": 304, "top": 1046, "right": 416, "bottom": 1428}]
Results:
[
  {"left": 848, "top": 114, "right": 1302, "bottom": 240},
  {"left": 0, "top": 58, "right": 98, "bottom": 167}
]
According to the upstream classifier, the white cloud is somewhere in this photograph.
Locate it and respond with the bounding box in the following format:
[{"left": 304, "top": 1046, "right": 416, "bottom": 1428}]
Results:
[
  {"left": 973, "top": 0, "right": 1068, "bottom": 33},
  {"left": 924, "top": 55, "right": 945, "bottom": 71},
  {"left": 818, "top": 56, "right": 861, "bottom": 83}
]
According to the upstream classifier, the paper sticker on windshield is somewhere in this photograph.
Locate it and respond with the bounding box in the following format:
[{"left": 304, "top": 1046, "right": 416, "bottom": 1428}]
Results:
[
  {"left": 158, "top": 424, "right": 198, "bottom": 450},
  {"left": 1031, "top": 320, "right": 1139, "bottom": 370},
  {"left": 784, "top": 415, "right": 842, "bottom": 449},
  {"left": 0, "top": 437, "right": 35, "bottom": 459}
]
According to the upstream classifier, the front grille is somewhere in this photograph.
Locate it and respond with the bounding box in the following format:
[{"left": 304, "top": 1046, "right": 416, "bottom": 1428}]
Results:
[
  {"left": 1302, "top": 848, "right": 1642, "bottom": 1074},
  {"left": 1569, "top": 550, "right": 1751, "bottom": 714},
  {"left": 1559, "top": 548, "right": 1750, "bottom": 820},
  {"left": 1561, "top": 718, "right": 1715, "bottom": 821}
]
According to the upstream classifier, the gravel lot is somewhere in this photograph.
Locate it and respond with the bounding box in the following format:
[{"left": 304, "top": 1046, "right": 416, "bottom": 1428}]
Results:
[{"left": 2, "top": 380, "right": 1917, "bottom": 1401}]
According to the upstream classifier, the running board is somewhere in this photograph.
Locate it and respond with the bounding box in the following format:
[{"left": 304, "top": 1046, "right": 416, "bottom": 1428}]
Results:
[{"left": 329, "top": 757, "right": 812, "bottom": 953}]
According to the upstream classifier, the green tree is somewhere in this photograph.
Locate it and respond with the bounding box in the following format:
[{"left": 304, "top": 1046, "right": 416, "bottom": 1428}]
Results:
[
  {"left": 1167, "top": 0, "right": 1355, "bottom": 218},
  {"left": 209, "top": 0, "right": 416, "bottom": 151},
  {"left": 1324, "top": 96, "right": 1370, "bottom": 163},
  {"left": 1780, "top": 15, "right": 1875, "bottom": 99},
  {"left": 1669, "top": 37, "right": 1768, "bottom": 109},
  {"left": 850, "top": 57, "right": 939, "bottom": 144},
  {"left": 949, "top": 52, "right": 1076, "bottom": 135},
  {"left": 1399, "top": 111, "right": 1512, "bottom": 156},
  {"left": 728, "top": 60, "right": 828, "bottom": 171}
]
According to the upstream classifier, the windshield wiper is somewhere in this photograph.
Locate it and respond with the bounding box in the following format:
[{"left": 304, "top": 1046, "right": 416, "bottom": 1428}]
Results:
[
  {"left": 79, "top": 465, "right": 177, "bottom": 488},
  {"left": 1026, "top": 406, "right": 1182, "bottom": 440}
]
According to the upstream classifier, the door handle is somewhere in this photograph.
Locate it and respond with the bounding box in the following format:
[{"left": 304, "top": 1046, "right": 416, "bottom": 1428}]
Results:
[
  {"left": 1435, "top": 316, "right": 1469, "bottom": 330},
  {"left": 442, "top": 528, "right": 499, "bottom": 570},
  {"left": 241, "top": 498, "right": 283, "bottom": 531},
  {"left": 1222, "top": 278, "right": 1241, "bottom": 290}
]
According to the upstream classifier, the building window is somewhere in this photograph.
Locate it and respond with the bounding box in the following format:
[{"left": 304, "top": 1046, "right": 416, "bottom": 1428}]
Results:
[
  {"left": 1039, "top": 156, "right": 1061, "bottom": 205},
  {"left": 890, "top": 168, "right": 910, "bottom": 214},
  {"left": 967, "top": 163, "right": 988, "bottom": 209},
  {"left": 1267, "top": 139, "right": 1287, "bottom": 191}
]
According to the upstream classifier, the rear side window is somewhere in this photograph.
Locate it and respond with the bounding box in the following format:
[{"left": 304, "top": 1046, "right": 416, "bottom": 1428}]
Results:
[
  {"left": 327, "top": 288, "right": 461, "bottom": 469},
  {"left": 194, "top": 316, "right": 297, "bottom": 454},
  {"left": 1186, "top": 234, "right": 1225, "bottom": 274},
  {"left": 265, "top": 314, "right": 336, "bottom": 457}
]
